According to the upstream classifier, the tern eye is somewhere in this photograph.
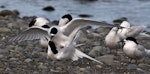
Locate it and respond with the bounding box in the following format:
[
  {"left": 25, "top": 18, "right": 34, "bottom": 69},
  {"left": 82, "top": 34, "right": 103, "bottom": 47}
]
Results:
[{"left": 50, "top": 27, "right": 58, "bottom": 34}]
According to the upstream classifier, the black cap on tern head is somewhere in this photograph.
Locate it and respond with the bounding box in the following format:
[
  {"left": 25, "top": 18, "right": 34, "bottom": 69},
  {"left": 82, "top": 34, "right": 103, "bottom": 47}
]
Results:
[
  {"left": 50, "top": 27, "right": 58, "bottom": 34},
  {"left": 126, "top": 37, "right": 138, "bottom": 44},
  {"left": 29, "top": 18, "right": 36, "bottom": 27},
  {"left": 48, "top": 41, "right": 58, "bottom": 54},
  {"left": 41, "top": 25, "right": 50, "bottom": 28},
  {"left": 62, "top": 14, "right": 72, "bottom": 21}
]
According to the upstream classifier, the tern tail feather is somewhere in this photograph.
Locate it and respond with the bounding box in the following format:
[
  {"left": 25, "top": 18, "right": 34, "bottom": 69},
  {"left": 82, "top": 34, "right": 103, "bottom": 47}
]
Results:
[{"left": 72, "top": 49, "right": 104, "bottom": 65}]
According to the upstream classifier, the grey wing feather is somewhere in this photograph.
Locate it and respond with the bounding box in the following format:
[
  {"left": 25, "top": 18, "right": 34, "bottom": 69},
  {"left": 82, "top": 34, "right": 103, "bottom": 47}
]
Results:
[
  {"left": 63, "top": 18, "right": 114, "bottom": 36},
  {"left": 9, "top": 26, "right": 49, "bottom": 42},
  {"left": 126, "top": 25, "right": 146, "bottom": 37}
]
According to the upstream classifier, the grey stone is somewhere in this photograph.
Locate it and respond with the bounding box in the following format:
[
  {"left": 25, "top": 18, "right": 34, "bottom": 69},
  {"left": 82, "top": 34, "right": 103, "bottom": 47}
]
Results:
[
  {"left": 0, "top": 27, "right": 11, "bottom": 33},
  {"left": 96, "top": 55, "right": 115, "bottom": 65},
  {"left": 0, "top": 48, "right": 9, "bottom": 54},
  {"left": 88, "top": 46, "right": 104, "bottom": 57},
  {"left": 127, "top": 64, "right": 138, "bottom": 70},
  {"left": 24, "top": 58, "right": 32, "bottom": 63},
  {"left": 9, "top": 58, "right": 18, "bottom": 61}
]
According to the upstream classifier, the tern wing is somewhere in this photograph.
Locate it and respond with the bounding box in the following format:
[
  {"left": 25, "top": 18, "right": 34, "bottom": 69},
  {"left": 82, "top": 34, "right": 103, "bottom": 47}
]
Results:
[
  {"left": 62, "top": 18, "right": 114, "bottom": 36},
  {"left": 135, "top": 32, "right": 150, "bottom": 40},
  {"left": 72, "top": 49, "right": 104, "bottom": 65},
  {"left": 126, "top": 25, "right": 146, "bottom": 37},
  {"left": 9, "top": 26, "right": 49, "bottom": 42}
]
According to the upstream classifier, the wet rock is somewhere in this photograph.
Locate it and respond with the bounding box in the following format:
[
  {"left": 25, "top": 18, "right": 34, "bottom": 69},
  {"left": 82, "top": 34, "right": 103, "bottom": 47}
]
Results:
[
  {"left": 96, "top": 55, "right": 115, "bottom": 65},
  {"left": 0, "top": 10, "right": 18, "bottom": 17},
  {"left": 0, "top": 5, "right": 5, "bottom": 8},
  {"left": 127, "top": 64, "right": 138, "bottom": 70},
  {"left": 78, "top": 14, "right": 93, "bottom": 18},
  {"left": 24, "top": 58, "right": 32, "bottom": 63},
  {"left": 88, "top": 46, "right": 105, "bottom": 57},
  {"left": 113, "top": 17, "right": 128, "bottom": 25},
  {"left": 42, "top": 6, "right": 55, "bottom": 11},
  {"left": 0, "top": 27, "right": 11, "bottom": 33}
]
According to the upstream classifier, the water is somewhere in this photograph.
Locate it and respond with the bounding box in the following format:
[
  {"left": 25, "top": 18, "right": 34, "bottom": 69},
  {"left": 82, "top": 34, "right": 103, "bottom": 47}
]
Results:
[{"left": 0, "top": 0, "right": 150, "bottom": 30}]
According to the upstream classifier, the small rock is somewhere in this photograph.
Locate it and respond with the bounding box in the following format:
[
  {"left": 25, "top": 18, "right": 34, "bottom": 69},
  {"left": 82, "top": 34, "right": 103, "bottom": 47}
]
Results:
[
  {"left": 96, "top": 55, "right": 115, "bottom": 65},
  {"left": 127, "top": 64, "right": 138, "bottom": 70},
  {"left": 78, "top": 14, "right": 93, "bottom": 18},
  {"left": 0, "top": 48, "right": 9, "bottom": 54},
  {"left": 113, "top": 17, "right": 128, "bottom": 25},
  {"left": 0, "top": 27, "right": 11, "bottom": 33},
  {"left": 0, "top": 5, "right": 5, "bottom": 8},
  {"left": 0, "top": 55, "right": 4, "bottom": 59},
  {"left": 42, "top": 6, "right": 55, "bottom": 11},
  {"left": 88, "top": 46, "right": 104, "bottom": 57},
  {"left": 38, "top": 63, "right": 47, "bottom": 69},
  {"left": 0, "top": 10, "right": 18, "bottom": 17},
  {"left": 9, "top": 58, "right": 18, "bottom": 61},
  {"left": 24, "top": 58, "right": 32, "bottom": 63}
]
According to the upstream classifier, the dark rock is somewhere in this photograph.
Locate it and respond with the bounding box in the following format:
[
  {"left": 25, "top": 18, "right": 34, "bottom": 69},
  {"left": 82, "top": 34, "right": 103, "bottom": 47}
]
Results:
[
  {"left": 0, "top": 10, "right": 19, "bottom": 17},
  {"left": 113, "top": 17, "right": 128, "bottom": 25},
  {"left": 78, "top": 14, "right": 93, "bottom": 18},
  {"left": 42, "top": 6, "right": 55, "bottom": 11},
  {"left": 0, "top": 5, "right": 5, "bottom": 8}
]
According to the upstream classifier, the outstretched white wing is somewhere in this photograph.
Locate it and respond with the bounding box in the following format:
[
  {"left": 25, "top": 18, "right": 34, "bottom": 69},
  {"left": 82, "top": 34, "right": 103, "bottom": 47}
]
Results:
[
  {"left": 61, "top": 18, "right": 114, "bottom": 36},
  {"left": 9, "top": 26, "right": 49, "bottom": 42},
  {"left": 126, "top": 25, "right": 146, "bottom": 37}
]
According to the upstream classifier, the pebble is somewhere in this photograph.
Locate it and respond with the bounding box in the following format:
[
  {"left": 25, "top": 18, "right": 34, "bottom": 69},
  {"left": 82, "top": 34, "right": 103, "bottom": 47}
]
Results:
[
  {"left": 0, "top": 28, "right": 11, "bottom": 33},
  {"left": 0, "top": 48, "right": 9, "bottom": 54},
  {"left": 24, "top": 58, "right": 32, "bottom": 63},
  {"left": 9, "top": 58, "right": 18, "bottom": 61},
  {"left": 0, "top": 55, "right": 4, "bottom": 59},
  {"left": 127, "top": 64, "right": 138, "bottom": 70},
  {"left": 38, "top": 63, "right": 47, "bottom": 69}
]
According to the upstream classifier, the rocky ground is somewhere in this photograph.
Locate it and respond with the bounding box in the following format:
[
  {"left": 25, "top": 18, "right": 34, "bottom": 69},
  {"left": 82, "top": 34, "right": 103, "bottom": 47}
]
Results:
[{"left": 0, "top": 10, "right": 150, "bottom": 74}]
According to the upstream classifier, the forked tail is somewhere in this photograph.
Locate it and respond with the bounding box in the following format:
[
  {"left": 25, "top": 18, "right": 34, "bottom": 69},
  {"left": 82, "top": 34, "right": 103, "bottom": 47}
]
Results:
[{"left": 72, "top": 49, "right": 104, "bottom": 65}]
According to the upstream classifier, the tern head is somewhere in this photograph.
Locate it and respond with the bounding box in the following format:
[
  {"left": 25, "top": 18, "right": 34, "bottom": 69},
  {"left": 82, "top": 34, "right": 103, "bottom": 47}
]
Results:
[
  {"left": 120, "top": 21, "right": 130, "bottom": 29},
  {"left": 29, "top": 17, "right": 50, "bottom": 27},
  {"left": 125, "top": 37, "right": 138, "bottom": 44},
  {"left": 59, "top": 14, "right": 72, "bottom": 26},
  {"left": 49, "top": 26, "right": 59, "bottom": 38},
  {"left": 111, "top": 27, "right": 118, "bottom": 31}
]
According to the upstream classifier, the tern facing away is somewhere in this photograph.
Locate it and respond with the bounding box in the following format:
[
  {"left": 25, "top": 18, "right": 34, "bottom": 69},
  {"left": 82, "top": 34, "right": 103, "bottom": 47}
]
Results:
[
  {"left": 105, "top": 27, "right": 122, "bottom": 54},
  {"left": 123, "top": 37, "right": 150, "bottom": 60}
]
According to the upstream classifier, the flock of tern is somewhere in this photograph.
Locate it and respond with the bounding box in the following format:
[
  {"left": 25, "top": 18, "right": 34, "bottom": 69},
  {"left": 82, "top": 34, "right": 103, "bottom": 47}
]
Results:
[{"left": 9, "top": 14, "right": 150, "bottom": 66}]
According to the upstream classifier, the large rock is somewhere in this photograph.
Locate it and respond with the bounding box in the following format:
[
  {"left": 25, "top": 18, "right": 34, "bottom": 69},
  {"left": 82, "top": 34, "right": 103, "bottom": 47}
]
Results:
[
  {"left": 96, "top": 55, "right": 115, "bottom": 65},
  {"left": 88, "top": 46, "right": 106, "bottom": 57}
]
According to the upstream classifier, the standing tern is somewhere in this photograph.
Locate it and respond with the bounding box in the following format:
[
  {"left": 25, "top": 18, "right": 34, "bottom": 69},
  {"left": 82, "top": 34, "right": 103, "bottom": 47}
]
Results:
[
  {"left": 123, "top": 37, "right": 150, "bottom": 61},
  {"left": 105, "top": 27, "right": 122, "bottom": 54}
]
